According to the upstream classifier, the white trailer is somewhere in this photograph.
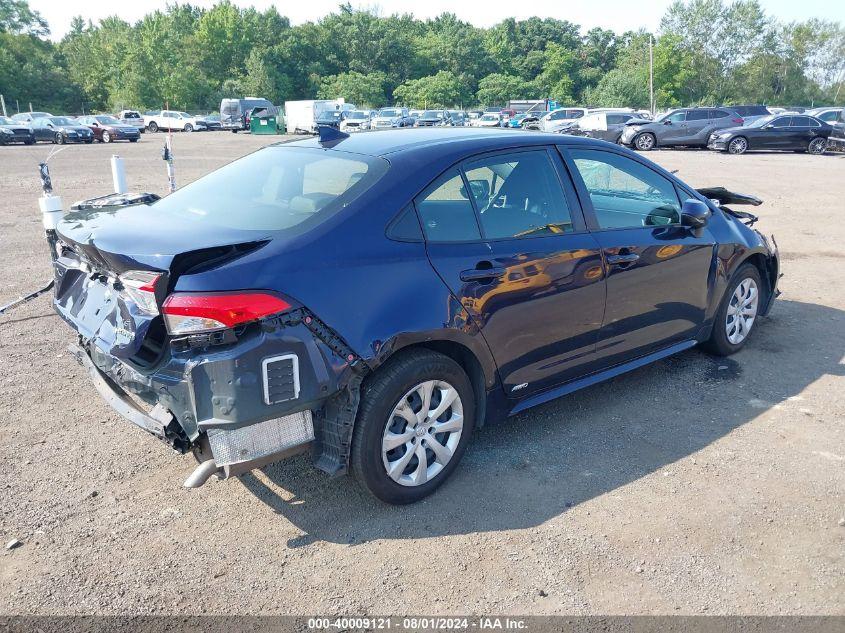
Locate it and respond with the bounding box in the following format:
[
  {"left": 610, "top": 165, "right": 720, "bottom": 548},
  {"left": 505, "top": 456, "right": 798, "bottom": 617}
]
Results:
[{"left": 284, "top": 99, "right": 346, "bottom": 134}]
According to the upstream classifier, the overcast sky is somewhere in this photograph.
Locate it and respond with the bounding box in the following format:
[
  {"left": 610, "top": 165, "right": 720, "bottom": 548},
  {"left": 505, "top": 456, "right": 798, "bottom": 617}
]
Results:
[{"left": 30, "top": 0, "right": 845, "bottom": 40}]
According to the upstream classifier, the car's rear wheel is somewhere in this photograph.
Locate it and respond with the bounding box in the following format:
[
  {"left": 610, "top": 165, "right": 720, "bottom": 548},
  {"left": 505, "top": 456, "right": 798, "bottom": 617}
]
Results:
[
  {"left": 702, "top": 263, "right": 763, "bottom": 356},
  {"left": 351, "top": 350, "right": 474, "bottom": 504},
  {"left": 807, "top": 137, "right": 827, "bottom": 155},
  {"left": 129, "top": 138, "right": 138, "bottom": 142},
  {"left": 727, "top": 137, "right": 748, "bottom": 154},
  {"left": 148, "top": 122, "right": 158, "bottom": 133},
  {"left": 634, "top": 132, "right": 656, "bottom": 150},
  {"left": 102, "top": 130, "right": 112, "bottom": 143}
]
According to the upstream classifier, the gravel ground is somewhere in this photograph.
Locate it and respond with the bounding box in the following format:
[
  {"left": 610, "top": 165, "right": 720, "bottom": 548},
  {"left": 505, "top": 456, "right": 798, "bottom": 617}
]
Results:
[{"left": 0, "top": 133, "right": 843, "bottom": 615}]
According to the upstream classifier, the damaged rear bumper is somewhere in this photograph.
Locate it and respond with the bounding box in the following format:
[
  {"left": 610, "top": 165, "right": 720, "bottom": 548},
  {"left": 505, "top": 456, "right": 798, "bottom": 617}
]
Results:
[{"left": 66, "top": 309, "right": 367, "bottom": 484}]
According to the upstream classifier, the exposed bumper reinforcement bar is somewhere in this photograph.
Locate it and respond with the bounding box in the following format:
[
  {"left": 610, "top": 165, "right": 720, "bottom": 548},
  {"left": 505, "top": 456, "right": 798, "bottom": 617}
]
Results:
[{"left": 68, "top": 343, "right": 175, "bottom": 439}]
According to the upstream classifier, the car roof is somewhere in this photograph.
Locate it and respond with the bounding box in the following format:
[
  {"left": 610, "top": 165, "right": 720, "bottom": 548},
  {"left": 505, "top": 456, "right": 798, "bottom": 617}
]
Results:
[{"left": 281, "top": 127, "right": 602, "bottom": 158}]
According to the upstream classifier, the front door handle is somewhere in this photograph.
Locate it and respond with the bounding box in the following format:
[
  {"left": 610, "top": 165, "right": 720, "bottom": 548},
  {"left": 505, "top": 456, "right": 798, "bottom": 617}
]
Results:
[
  {"left": 606, "top": 253, "right": 640, "bottom": 265},
  {"left": 460, "top": 266, "right": 506, "bottom": 282}
]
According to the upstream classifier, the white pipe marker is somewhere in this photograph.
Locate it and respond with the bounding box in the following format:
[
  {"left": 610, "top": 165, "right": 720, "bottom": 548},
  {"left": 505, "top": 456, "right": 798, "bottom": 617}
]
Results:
[{"left": 111, "top": 155, "right": 127, "bottom": 194}]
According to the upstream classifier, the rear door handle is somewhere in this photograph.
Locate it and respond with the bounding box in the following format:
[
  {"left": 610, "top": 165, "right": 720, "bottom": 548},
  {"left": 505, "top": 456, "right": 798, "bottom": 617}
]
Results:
[
  {"left": 606, "top": 253, "right": 640, "bottom": 265},
  {"left": 460, "top": 266, "right": 506, "bottom": 282}
]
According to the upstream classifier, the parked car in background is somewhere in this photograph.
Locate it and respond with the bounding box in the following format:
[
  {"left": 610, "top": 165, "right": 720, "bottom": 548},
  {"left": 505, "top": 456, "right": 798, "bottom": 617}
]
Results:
[
  {"left": 146, "top": 110, "right": 207, "bottom": 133},
  {"left": 52, "top": 128, "right": 779, "bottom": 504},
  {"left": 340, "top": 110, "right": 372, "bottom": 132},
  {"left": 220, "top": 98, "right": 276, "bottom": 131},
  {"left": 707, "top": 114, "right": 832, "bottom": 155},
  {"left": 473, "top": 112, "right": 503, "bottom": 128},
  {"left": 31, "top": 116, "right": 94, "bottom": 144},
  {"left": 566, "top": 111, "right": 642, "bottom": 143},
  {"left": 116, "top": 110, "right": 146, "bottom": 133},
  {"left": 197, "top": 114, "right": 223, "bottom": 131},
  {"left": 724, "top": 105, "right": 771, "bottom": 125},
  {"left": 539, "top": 107, "right": 588, "bottom": 132},
  {"left": 620, "top": 107, "right": 743, "bottom": 150},
  {"left": 371, "top": 107, "right": 414, "bottom": 129},
  {"left": 415, "top": 110, "right": 450, "bottom": 127},
  {"left": 520, "top": 111, "right": 546, "bottom": 130},
  {"left": 77, "top": 115, "right": 141, "bottom": 143},
  {"left": 315, "top": 108, "right": 348, "bottom": 129},
  {"left": 829, "top": 109, "right": 845, "bottom": 150},
  {"left": 0, "top": 115, "right": 36, "bottom": 145},
  {"left": 805, "top": 107, "right": 843, "bottom": 125},
  {"left": 11, "top": 111, "right": 52, "bottom": 124},
  {"left": 448, "top": 111, "right": 466, "bottom": 126}
]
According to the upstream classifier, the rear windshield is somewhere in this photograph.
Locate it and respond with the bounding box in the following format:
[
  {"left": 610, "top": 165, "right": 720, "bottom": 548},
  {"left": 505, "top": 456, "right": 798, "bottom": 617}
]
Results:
[{"left": 151, "top": 147, "right": 388, "bottom": 234}]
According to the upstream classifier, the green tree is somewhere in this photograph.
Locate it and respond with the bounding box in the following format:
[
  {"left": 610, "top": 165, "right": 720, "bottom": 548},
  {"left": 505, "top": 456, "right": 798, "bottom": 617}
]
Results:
[
  {"left": 475, "top": 74, "right": 532, "bottom": 106},
  {"left": 393, "top": 70, "right": 465, "bottom": 108},
  {"left": 317, "top": 71, "right": 387, "bottom": 107}
]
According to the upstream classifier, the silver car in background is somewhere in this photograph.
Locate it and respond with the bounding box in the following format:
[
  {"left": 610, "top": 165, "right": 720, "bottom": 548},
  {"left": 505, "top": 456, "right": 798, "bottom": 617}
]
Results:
[{"left": 619, "top": 107, "right": 744, "bottom": 150}]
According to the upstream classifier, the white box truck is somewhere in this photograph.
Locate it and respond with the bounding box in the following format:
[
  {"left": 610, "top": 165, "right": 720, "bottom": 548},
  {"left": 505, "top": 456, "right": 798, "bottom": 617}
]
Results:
[{"left": 284, "top": 99, "right": 346, "bottom": 134}]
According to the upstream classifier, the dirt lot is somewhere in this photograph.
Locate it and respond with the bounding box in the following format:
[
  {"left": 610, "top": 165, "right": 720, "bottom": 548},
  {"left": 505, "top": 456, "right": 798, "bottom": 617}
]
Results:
[{"left": 0, "top": 133, "right": 843, "bottom": 616}]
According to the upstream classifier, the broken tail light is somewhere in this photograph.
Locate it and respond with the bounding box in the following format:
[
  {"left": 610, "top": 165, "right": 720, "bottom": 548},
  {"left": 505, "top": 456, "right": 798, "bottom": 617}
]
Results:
[
  {"left": 119, "top": 271, "right": 161, "bottom": 316},
  {"left": 161, "top": 292, "right": 291, "bottom": 335}
]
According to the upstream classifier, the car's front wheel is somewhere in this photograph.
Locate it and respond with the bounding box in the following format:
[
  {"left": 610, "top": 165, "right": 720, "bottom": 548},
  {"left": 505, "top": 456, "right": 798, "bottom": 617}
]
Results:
[
  {"left": 54, "top": 132, "right": 64, "bottom": 145},
  {"left": 351, "top": 350, "right": 474, "bottom": 504},
  {"left": 184, "top": 124, "right": 193, "bottom": 132},
  {"left": 102, "top": 131, "right": 112, "bottom": 143},
  {"left": 702, "top": 263, "right": 763, "bottom": 356},
  {"left": 634, "top": 132, "right": 656, "bottom": 150},
  {"left": 727, "top": 136, "right": 748, "bottom": 155}
]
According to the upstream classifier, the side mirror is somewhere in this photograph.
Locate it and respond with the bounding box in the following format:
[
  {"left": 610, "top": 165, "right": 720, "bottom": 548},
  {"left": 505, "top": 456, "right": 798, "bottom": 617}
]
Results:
[
  {"left": 681, "top": 199, "right": 711, "bottom": 229},
  {"left": 663, "top": 119, "right": 672, "bottom": 125},
  {"left": 460, "top": 179, "right": 490, "bottom": 201}
]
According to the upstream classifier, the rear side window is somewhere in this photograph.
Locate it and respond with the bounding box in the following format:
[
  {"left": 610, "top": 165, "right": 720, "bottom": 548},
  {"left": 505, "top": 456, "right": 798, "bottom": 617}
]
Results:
[
  {"left": 686, "top": 110, "right": 709, "bottom": 121},
  {"left": 607, "top": 114, "right": 630, "bottom": 125},
  {"left": 710, "top": 109, "right": 731, "bottom": 119},
  {"left": 790, "top": 116, "right": 815, "bottom": 127},
  {"left": 415, "top": 170, "right": 481, "bottom": 242},
  {"left": 152, "top": 147, "right": 387, "bottom": 234},
  {"left": 464, "top": 150, "right": 574, "bottom": 239},
  {"left": 569, "top": 149, "right": 680, "bottom": 229}
]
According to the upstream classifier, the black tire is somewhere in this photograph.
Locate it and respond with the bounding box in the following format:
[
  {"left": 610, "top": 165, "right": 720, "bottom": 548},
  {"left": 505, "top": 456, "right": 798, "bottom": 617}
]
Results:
[
  {"left": 25, "top": 139, "right": 35, "bottom": 145},
  {"left": 148, "top": 121, "right": 158, "bottom": 133},
  {"left": 54, "top": 133, "right": 64, "bottom": 145},
  {"left": 702, "top": 263, "right": 764, "bottom": 356},
  {"left": 184, "top": 123, "right": 193, "bottom": 132},
  {"left": 84, "top": 139, "right": 93, "bottom": 144},
  {"left": 807, "top": 137, "right": 827, "bottom": 155},
  {"left": 727, "top": 136, "right": 748, "bottom": 155},
  {"left": 129, "top": 138, "right": 138, "bottom": 142},
  {"left": 350, "top": 349, "right": 475, "bottom": 504},
  {"left": 634, "top": 132, "right": 656, "bottom": 151},
  {"left": 102, "top": 130, "right": 112, "bottom": 143}
]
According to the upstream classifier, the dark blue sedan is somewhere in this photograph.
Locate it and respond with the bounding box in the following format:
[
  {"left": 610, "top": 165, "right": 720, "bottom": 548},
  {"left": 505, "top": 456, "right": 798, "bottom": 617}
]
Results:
[{"left": 53, "top": 128, "right": 779, "bottom": 504}]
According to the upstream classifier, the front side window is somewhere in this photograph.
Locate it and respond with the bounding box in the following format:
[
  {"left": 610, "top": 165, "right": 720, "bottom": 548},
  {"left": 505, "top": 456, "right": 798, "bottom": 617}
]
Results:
[
  {"left": 415, "top": 170, "right": 481, "bottom": 242},
  {"left": 770, "top": 117, "right": 790, "bottom": 127},
  {"left": 569, "top": 149, "right": 681, "bottom": 229},
  {"left": 464, "top": 150, "right": 574, "bottom": 239},
  {"left": 151, "top": 147, "right": 387, "bottom": 234},
  {"left": 664, "top": 110, "right": 686, "bottom": 123}
]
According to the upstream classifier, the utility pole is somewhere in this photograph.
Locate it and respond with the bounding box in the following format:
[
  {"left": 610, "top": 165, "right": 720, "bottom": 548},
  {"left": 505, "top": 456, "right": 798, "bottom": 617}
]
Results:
[
  {"left": 0, "top": 94, "right": 6, "bottom": 117},
  {"left": 649, "top": 34, "right": 655, "bottom": 115}
]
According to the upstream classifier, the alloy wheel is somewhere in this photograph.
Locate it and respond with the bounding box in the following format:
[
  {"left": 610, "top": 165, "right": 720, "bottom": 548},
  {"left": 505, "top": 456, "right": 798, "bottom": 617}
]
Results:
[
  {"left": 728, "top": 137, "right": 747, "bottom": 154},
  {"left": 726, "top": 278, "right": 758, "bottom": 345},
  {"left": 102, "top": 131, "right": 111, "bottom": 143},
  {"left": 635, "top": 133, "right": 655, "bottom": 150},
  {"left": 808, "top": 138, "right": 827, "bottom": 155},
  {"left": 381, "top": 380, "right": 464, "bottom": 487}
]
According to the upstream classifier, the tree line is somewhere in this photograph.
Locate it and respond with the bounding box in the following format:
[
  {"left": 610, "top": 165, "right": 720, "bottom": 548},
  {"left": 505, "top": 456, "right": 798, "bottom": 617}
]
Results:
[{"left": 1, "top": 0, "right": 843, "bottom": 115}]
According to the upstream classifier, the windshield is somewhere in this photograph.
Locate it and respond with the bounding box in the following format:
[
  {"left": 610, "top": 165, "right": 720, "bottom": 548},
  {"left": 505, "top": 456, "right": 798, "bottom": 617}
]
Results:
[
  {"left": 49, "top": 117, "right": 75, "bottom": 126},
  {"left": 378, "top": 109, "right": 400, "bottom": 117},
  {"left": 347, "top": 111, "right": 368, "bottom": 119},
  {"left": 421, "top": 111, "right": 441, "bottom": 118},
  {"left": 96, "top": 116, "right": 120, "bottom": 124},
  {"left": 480, "top": 114, "right": 498, "bottom": 121},
  {"left": 179, "top": 112, "right": 191, "bottom": 118},
  {"left": 151, "top": 147, "right": 388, "bottom": 234},
  {"left": 317, "top": 111, "right": 342, "bottom": 121}
]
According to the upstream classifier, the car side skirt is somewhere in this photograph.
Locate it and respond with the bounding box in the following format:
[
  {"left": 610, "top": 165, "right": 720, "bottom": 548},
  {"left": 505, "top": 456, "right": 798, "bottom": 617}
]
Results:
[{"left": 508, "top": 339, "right": 698, "bottom": 416}]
